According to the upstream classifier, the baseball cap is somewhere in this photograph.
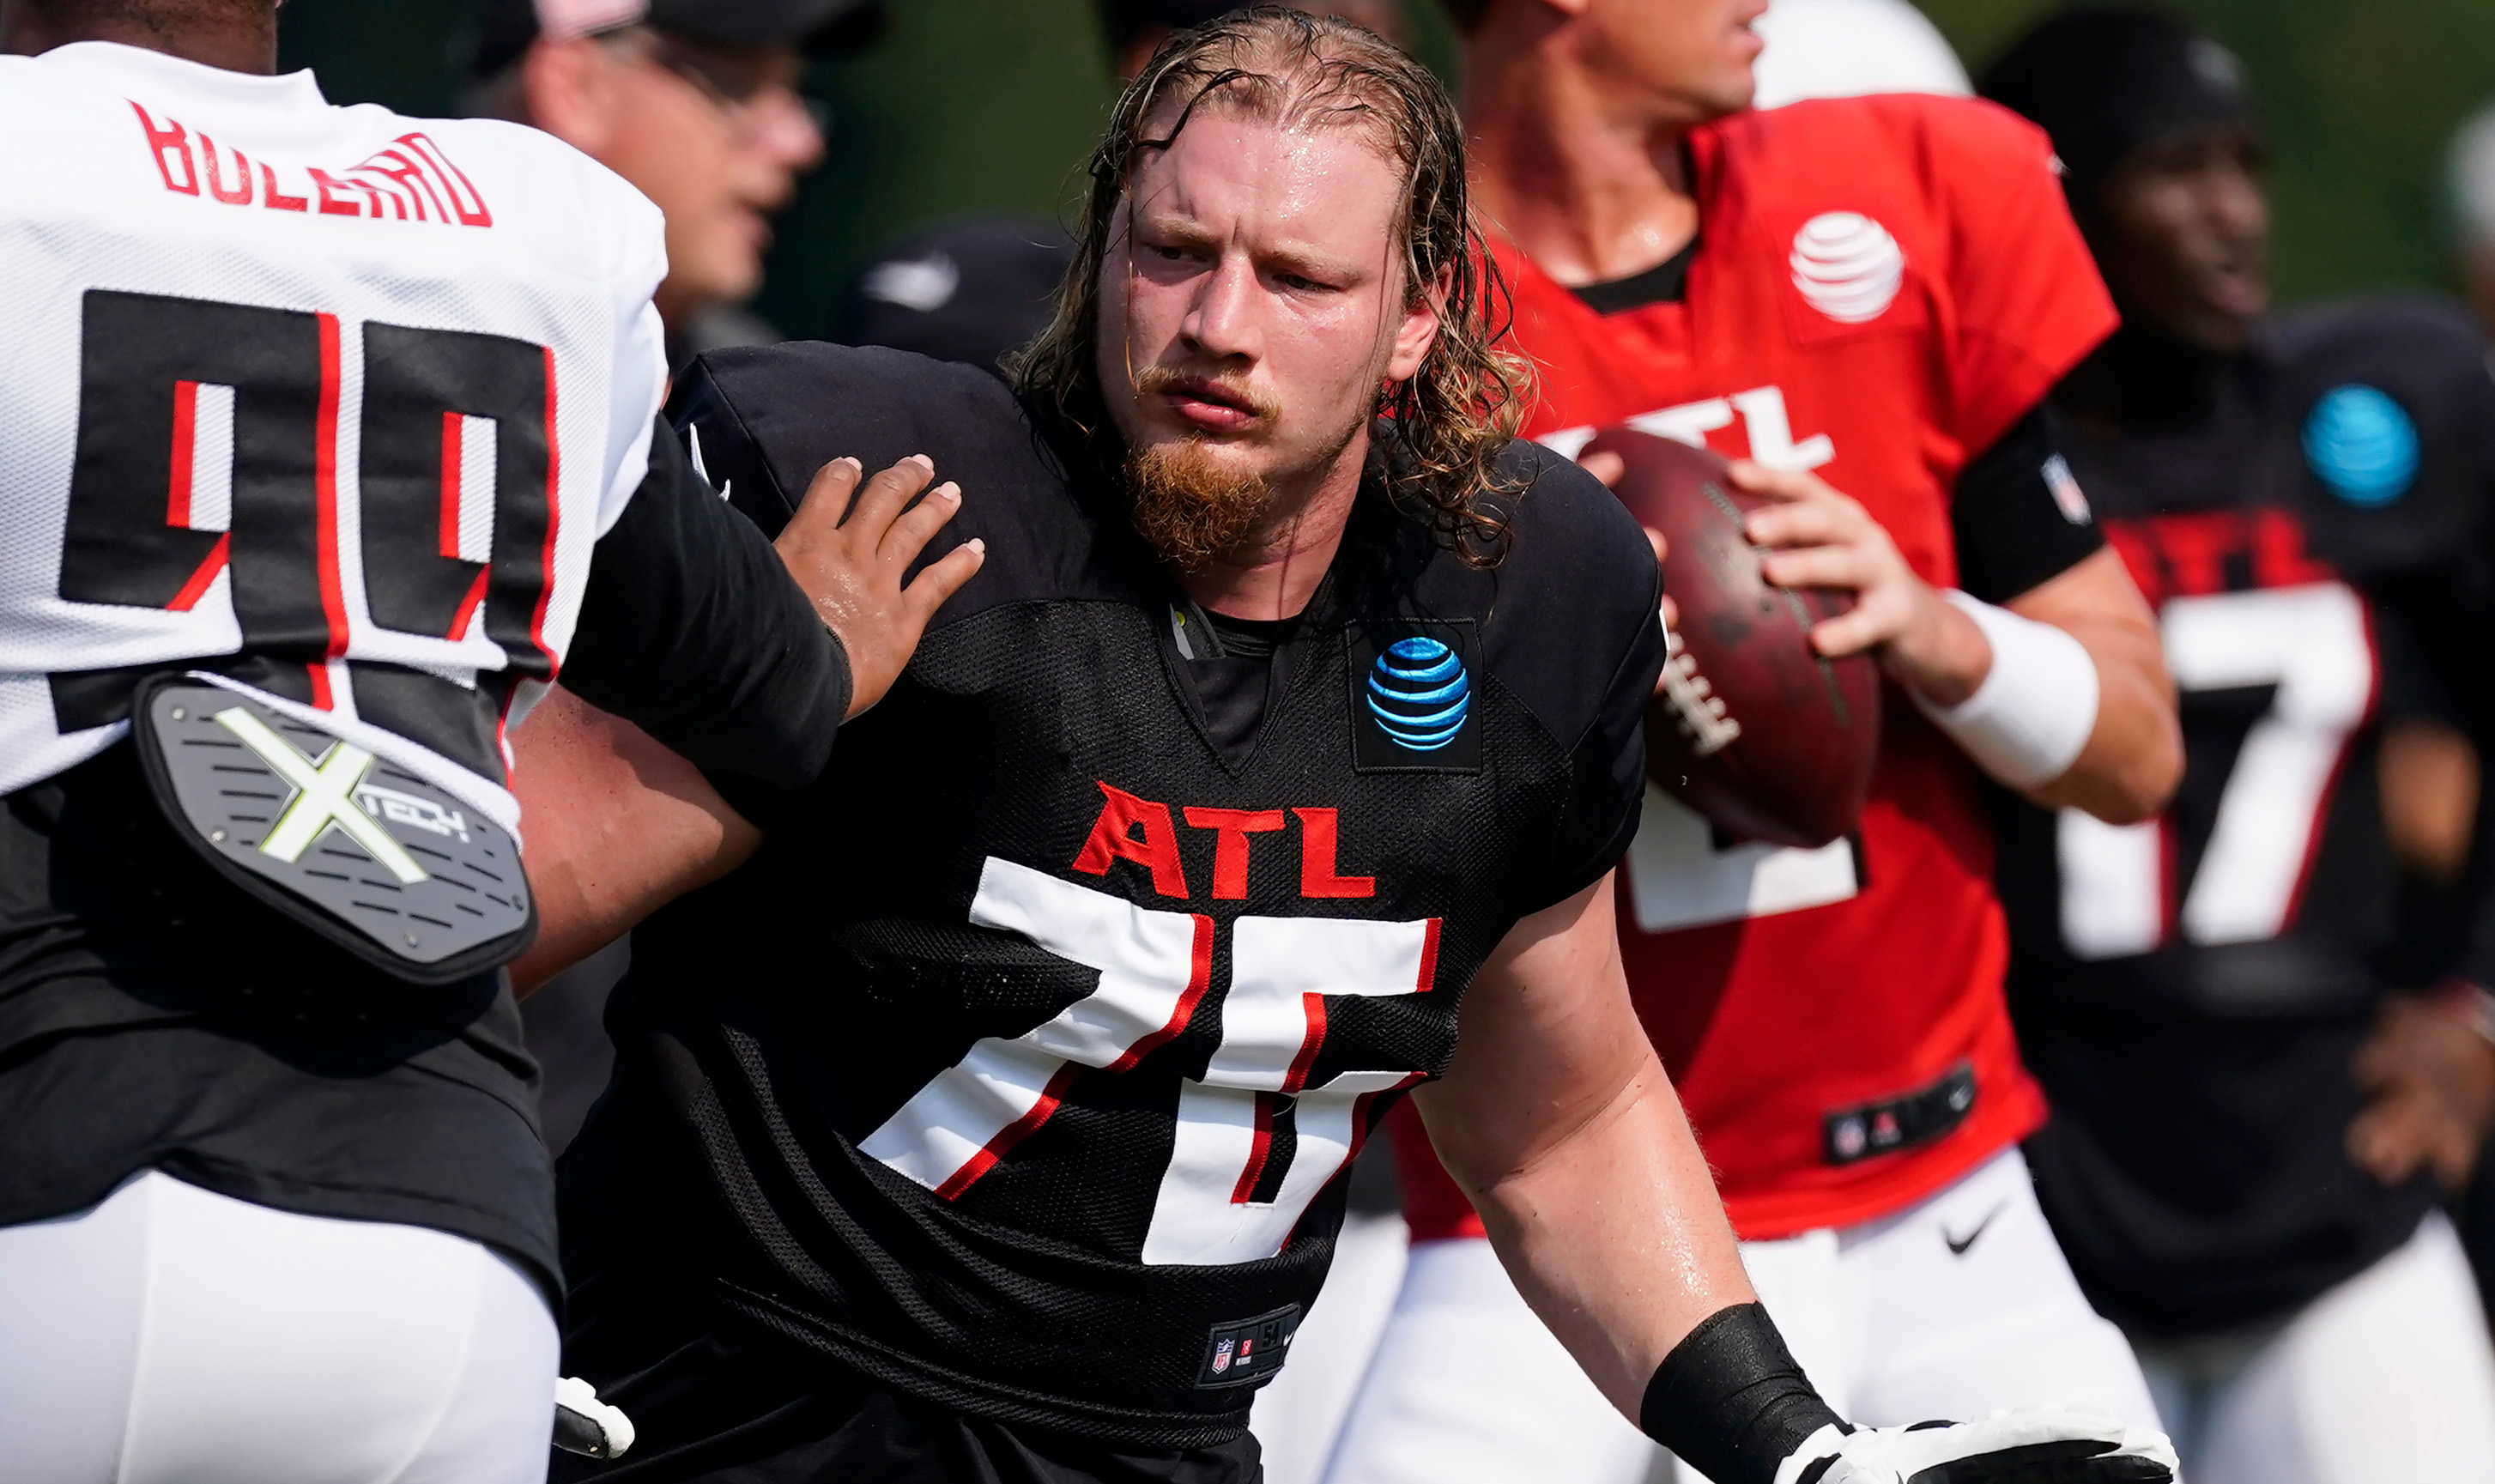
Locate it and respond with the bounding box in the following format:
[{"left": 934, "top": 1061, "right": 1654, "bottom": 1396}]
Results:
[
  {"left": 465, "top": 0, "right": 883, "bottom": 80},
  {"left": 1978, "top": 6, "right": 2261, "bottom": 191}
]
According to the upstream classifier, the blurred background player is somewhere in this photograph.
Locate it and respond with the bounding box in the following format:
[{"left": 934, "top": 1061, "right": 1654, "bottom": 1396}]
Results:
[
  {"left": 461, "top": 0, "right": 873, "bottom": 1156},
  {"left": 1982, "top": 9, "right": 2495, "bottom": 1481},
  {"left": 1333, "top": 1, "right": 2184, "bottom": 1481},
  {"left": 463, "top": 0, "right": 863, "bottom": 368}
]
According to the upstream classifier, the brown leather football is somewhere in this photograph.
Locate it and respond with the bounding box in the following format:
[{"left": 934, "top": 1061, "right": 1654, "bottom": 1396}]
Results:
[{"left": 1584, "top": 426, "right": 1881, "bottom": 850}]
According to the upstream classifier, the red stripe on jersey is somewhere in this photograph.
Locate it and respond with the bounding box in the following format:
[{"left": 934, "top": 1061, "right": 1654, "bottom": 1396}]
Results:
[
  {"left": 439, "top": 411, "right": 464, "bottom": 559},
  {"left": 167, "top": 533, "right": 228, "bottom": 613},
  {"left": 1106, "top": 913, "right": 1215, "bottom": 1074},
  {"left": 167, "top": 379, "right": 198, "bottom": 527},
  {"left": 1281, "top": 992, "right": 1326, "bottom": 1095},
  {"left": 312, "top": 314, "right": 350, "bottom": 663},
  {"left": 935, "top": 1060, "right": 1084, "bottom": 1202},
  {"left": 306, "top": 662, "right": 332, "bottom": 711},
  {"left": 447, "top": 566, "right": 490, "bottom": 641},
  {"left": 2281, "top": 598, "right": 2383, "bottom": 927},
  {"left": 529, "top": 346, "right": 560, "bottom": 675},
  {"left": 1414, "top": 918, "right": 1442, "bottom": 993}
]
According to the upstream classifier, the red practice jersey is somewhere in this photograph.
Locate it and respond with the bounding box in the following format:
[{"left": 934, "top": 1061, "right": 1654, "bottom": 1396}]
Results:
[{"left": 1399, "top": 94, "right": 2117, "bottom": 1241}]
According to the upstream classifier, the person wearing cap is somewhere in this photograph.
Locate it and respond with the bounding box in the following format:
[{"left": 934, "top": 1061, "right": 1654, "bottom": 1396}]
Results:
[
  {"left": 464, "top": 0, "right": 862, "bottom": 363},
  {"left": 1983, "top": 9, "right": 2495, "bottom": 1481}
]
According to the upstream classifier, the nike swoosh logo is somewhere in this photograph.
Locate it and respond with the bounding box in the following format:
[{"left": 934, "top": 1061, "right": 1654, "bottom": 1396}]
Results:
[{"left": 1944, "top": 1200, "right": 2008, "bottom": 1257}]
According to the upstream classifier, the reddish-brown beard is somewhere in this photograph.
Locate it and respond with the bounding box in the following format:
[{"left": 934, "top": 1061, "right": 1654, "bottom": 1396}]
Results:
[{"left": 1124, "top": 439, "right": 1274, "bottom": 572}]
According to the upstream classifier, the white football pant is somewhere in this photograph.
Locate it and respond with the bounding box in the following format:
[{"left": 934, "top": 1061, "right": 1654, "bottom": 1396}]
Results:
[
  {"left": 1321, "top": 1148, "right": 2161, "bottom": 1484},
  {"left": 0, "top": 1170, "right": 558, "bottom": 1484},
  {"left": 2135, "top": 1208, "right": 2495, "bottom": 1484}
]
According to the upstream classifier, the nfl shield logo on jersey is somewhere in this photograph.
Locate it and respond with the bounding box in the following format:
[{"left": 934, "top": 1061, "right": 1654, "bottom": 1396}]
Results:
[{"left": 1210, "top": 1337, "right": 1235, "bottom": 1375}]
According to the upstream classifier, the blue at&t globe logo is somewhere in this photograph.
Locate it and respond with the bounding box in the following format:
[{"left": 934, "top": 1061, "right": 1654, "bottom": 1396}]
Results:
[
  {"left": 1367, "top": 637, "right": 1470, "bottom": 752},
  {"left": 2303, "top": 385, "right": 2418, "bottom": 507}
]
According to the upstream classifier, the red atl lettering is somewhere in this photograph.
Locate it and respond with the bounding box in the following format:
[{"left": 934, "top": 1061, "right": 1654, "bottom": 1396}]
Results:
[
  {"left": 1073, "top": 782, "right": 1190, "bottom": 899},
  {"left": 2149, "top": 512, "right": 2242, "bottom": 597},
  {"left": 2250, "top": 507, "right": 2334, "bottom": 589},
  {"left": 1075, "top": 789, "right": 1379, "bottom": 901},
  {"left": 129, "top": 101, "right": 197, "bottom": 195},
  {"left": 1182, "top": 808, "right": 1286, "bottom": 900},
  {"left": 1293, "top": 808, "right": 1375, "bottom": 899},
  {"left": 2104, "top": 507, "right": 2340, "bottom": 609}
]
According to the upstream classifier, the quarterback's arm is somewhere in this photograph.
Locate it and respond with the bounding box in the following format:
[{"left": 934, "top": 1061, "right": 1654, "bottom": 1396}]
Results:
[
  {"left": 2000, "top": 548, "right": 2180, "bottom": 821},
  {"left": 1737, "top": 457, "right": 2179, "bottom": 826},
  {"left": 1412, "top": 873, "right": 1756, "bottom": 1412},
  {"left": 506, "top": 688, "right": 760, "bottom": 996}
]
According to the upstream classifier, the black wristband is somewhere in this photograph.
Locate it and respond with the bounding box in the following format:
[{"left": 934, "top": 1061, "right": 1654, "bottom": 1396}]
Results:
[{"left": 1638, "top": 1303, "right": 1844, "bottom": 1484}]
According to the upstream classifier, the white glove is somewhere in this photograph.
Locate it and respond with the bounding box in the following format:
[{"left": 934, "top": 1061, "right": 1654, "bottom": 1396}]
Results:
[
  {"left": 1773, "top": 1408, "right": 2178, "bottom": 1484},
  {"left": 553, "top": 1374, "right": 637, "bottom": 1459}
]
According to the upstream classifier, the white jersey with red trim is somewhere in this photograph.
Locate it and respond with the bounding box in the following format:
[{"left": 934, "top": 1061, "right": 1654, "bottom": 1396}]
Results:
[{"left": 0, "top": 41, "right": 667, "bottom": 831}]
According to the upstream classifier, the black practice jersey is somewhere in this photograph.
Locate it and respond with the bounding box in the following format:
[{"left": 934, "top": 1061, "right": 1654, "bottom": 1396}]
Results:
[
  {"left": 1994, "top": 299, "right": 2495, "bottom": 1336},
  {"left": 557, "top": 344, "right": 1662, "bottom": 1451}
]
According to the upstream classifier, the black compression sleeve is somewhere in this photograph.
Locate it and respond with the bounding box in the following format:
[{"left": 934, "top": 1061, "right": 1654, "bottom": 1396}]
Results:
[
  {"left": 559, "top": 416, "right": 851, "bottom": 790},
  {"left": 1640, "top": 1303, "right": 1844, "bottom": 1484},
  {"left": 1950, "top": 407, "right": 2106, "bottom": 604}
]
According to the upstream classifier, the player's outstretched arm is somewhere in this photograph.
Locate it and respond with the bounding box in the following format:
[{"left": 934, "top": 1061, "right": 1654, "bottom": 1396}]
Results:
[
  {"left": 511, "top": 451, "right": 981, "bottom": 992},
  {"left": 506, "top": 688, "right": 760, "bottom": 995},
  {"left": 1735, "top": 460, "right": 2179, "bottom": 825},
  {"left": 1417, "top": 873, "right": 2180, "bottom": 1484}
]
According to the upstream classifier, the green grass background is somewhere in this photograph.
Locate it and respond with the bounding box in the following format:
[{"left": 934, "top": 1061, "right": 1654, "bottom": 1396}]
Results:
[{"left": 276, "top": 0, "right": 2495, "bottom": 338}]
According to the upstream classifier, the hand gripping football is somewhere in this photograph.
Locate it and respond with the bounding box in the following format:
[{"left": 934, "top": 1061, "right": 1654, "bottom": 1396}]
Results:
[
  {"left": 1773, "top": 1409, "right": 2179, "bottom": 1484},
  {"left": 1584, "top": 426, "right": 1880, "bottom": 850}
]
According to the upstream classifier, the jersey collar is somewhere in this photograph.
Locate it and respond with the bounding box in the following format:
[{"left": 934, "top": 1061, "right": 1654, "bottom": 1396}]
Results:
[{"left": 34, "top": 39, "right": 330, "bottom": 116}]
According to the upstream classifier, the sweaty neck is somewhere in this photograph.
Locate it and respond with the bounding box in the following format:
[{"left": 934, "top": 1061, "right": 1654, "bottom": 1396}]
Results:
[
  {"left": 0, "top": 5, "right": 279, "bottom": 73},
  {"left": 1173, "top": 424, "right": 1370, "bottom": 624},
  {"left": 1463, "top": 39, "right": 1704, "bottom": 287}
]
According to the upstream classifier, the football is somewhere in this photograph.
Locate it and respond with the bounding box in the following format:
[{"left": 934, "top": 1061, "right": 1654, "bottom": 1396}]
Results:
[{"left": 1584, "top": 426, "right": 1882, "bottom": 850}]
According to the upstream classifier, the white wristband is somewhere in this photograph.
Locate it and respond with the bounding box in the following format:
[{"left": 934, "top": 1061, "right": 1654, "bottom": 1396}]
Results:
[{"left": 1911, "top": 590, "right": 2098, "bottom": 790}]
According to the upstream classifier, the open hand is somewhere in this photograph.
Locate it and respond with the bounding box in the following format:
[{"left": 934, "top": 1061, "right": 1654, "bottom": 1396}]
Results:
[
  {"left": 2349, "top": 991, "right": 2495, "bottom": 1191},
  {"left": 1732, "top": 458, "right": 1988, "bottom": 706},
  {"left": 774, "top": 453, "right": 985, "bottom": 719}
]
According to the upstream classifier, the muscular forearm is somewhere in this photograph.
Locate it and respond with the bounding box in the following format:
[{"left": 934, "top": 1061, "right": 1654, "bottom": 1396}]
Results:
[
  {"left": 1414, "top": 876, "right": 1755, "bottom": 1419},
  {"left": 508, "top": 687, "right": 760, "bottom": 996},
  {"left": 1421, "top": 1051, "right": 1755, "bottom": 1416}
]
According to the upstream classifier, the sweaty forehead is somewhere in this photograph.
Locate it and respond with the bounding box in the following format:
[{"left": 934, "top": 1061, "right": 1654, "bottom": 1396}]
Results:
[{"left": 1127, "top": 110, "right": 1405, "bottom": 260}]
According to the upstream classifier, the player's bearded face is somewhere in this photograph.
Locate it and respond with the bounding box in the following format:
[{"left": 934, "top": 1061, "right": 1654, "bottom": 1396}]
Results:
[{"left": 1094, "top": 109, "right": 1438, "bottom": 570}]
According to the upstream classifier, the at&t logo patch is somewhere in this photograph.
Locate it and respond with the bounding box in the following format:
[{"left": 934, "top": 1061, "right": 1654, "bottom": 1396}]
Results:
[
  {"left": 1789, "top": 212, "right": 1905, "bottom": 324},
  {"left": 1347, "top": 621, "right": 1480, "bottom": 774}
]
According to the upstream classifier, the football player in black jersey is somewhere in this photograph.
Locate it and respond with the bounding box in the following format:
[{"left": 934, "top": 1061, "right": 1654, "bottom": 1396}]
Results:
[
  {"left": 512, "top": 11, "right": 2177, "bottom": 1484},
  {"left": 1984, "top": 9, "right": 2495, "bottom": 1480},
  {"left": 0, "top": 2, "right": 981, "bottom": 1476}
]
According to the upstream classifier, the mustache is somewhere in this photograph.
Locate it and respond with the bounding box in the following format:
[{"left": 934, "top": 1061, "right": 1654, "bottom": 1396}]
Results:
[{"left": 1131, "top": 363, "right": 1282, "bottom": 423}]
